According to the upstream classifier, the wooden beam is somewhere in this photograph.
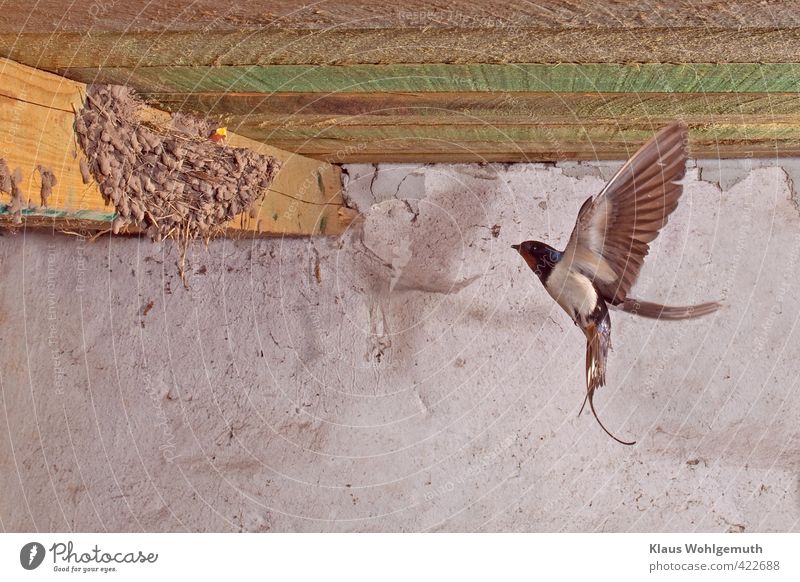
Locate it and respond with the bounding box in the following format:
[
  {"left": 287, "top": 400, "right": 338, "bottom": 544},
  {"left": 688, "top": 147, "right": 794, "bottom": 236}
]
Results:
[
  {"left": 54, "top": 63, "right": 800, "bottom": 95},
  {"left": 2, "top": 0, "right": 794, "bottom": 32},
  {"left": 148, "top": 92, "right": 800, "bottom": 121},
  {"left": 2, "top": 1, "right": 800, "bottom": 66},
  {"left": 80, "top": 65, "right": 800, "bottom": 161},
  {"left": 4, "top": 28, "right": 800, "bottom": 68},
  {"left": 4, "top": 2, "right": 800, "bottom": 163},
  {"left": 230, "top": 129, "right": 800, "bottom": 164},
  {"left": 0, "top": 58, "right": 350, "bottom": 235},
  {"left": 147, "top": 92, "right": 800, "bottom": 157}
]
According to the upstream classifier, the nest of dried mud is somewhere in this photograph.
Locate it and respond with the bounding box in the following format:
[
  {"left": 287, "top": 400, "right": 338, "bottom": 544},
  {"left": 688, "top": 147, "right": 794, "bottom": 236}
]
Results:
[{"left": 75, "top": 84, "right": 280, "bottom": 255}]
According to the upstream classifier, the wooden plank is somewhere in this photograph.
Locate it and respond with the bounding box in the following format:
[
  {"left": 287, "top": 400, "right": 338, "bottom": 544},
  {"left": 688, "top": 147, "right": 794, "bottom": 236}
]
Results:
[
  {"left": 2, "top": 2, "right": 800, "bottom": 66},
  {"left": 52, "top": 63, "right": 800, "bottom": 162},
  {"left": 233, "top": 121, "right": 800, "bottom": 145},
  {"left": 143, "top": 90, "right": 800, "bottom": 162},
  {"left": 0, "top": 59, "right": 350, "bottom": 235},
  {"left": 149, "top": 91, "right": 800, "bottom": 125},
  {"left": 270, "top": 145, "right": 800, "bottom": 164},
  {"left": 3, "top": 0, "right": 796, "bottom": 32},
  {"left": 5, "top": 2, "right": 800, "bottom": 163},
  {"left": 4, "top": 28, "right": 800, "bottom": 68},
  {"left": 240, "top": 124, "right": 800, "bottom": 163},
  {"left": 55, "top": 63, "right": 800, "bottom": 95}
]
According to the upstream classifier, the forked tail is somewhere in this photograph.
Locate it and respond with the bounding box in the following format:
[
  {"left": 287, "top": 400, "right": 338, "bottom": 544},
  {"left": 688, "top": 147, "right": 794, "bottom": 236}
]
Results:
[
  {"left": 581, "top": 318, "right": 636, "bottom": 446},
  {"left": 620, "top": 299, "right": 721, "bottom": 320}
]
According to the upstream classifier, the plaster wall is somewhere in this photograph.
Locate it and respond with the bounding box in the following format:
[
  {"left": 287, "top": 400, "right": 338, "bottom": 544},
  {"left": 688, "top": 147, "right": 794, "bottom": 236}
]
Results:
[{"left": 0, "top": 159, "right": 797, "bottom": 532}]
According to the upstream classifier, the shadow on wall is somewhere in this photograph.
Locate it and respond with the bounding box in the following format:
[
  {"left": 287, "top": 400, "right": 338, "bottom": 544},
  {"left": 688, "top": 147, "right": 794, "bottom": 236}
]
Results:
[{"left": 342, "top": 165, "right": 514, "bottom": 368}]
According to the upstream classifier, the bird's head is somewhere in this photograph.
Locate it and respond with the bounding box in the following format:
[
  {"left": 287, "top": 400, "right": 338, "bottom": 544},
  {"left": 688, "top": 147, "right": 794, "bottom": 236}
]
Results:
[{"left": 512, "top": 240, "right": 561, "bottom": 277}]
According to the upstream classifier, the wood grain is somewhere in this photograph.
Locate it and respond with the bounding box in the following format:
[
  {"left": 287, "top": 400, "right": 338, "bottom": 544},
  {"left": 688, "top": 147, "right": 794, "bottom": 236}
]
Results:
[
  {"left": 41, "top": 62, "right": 800, "bottom": 162},
  {"left": 2, "top": 2, "right": 800, "bottom": 65},
  {"left": 3, "top": 1, "right": 798, "bottom": 163},
  {"left": 3, "top": 1, "right": 797, "bottom": 32},
  {"left": 143, "top": 86, "right": 800, "bottom": 162},
  {"left": 148, "top": 91, "right": 800, "bottom": 124},
  {"left": 4, "top": 28, "right": 800, "bottom": 68},
  {"left": 0, "top": 59, "right": 350, "bottom": 235},
  {"left": 0, "top": 0, "right": 800, "bottom": 32},
  {"left": 56, "top": 63, "right": 800, "bottom": 95},
  {"left": 247, "top": 125, "right": 800, "bottom": 163}
]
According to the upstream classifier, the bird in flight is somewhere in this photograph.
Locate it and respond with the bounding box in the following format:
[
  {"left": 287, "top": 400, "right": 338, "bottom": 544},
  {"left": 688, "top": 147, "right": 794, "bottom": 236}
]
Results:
[{"left": 512, "top": 121, "right": 720, "bottom": 445}]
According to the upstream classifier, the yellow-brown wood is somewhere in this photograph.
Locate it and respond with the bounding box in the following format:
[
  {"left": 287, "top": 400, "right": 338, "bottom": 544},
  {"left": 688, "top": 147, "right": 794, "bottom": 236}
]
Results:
[
  {"left": 47, "top": 62, "right": 800, "bottom": 162},
  {"left": 143, "top": 90, "right": 800, "bottom": 161},
  {"left": 0, "top": 58, "right": 351, "bottom": 236}
]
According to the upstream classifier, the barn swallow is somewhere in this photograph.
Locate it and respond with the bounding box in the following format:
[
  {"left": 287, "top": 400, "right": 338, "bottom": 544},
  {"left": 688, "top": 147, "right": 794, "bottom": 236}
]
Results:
[{"left": 513, "top": 121, "right": 720, "bottom": 445}]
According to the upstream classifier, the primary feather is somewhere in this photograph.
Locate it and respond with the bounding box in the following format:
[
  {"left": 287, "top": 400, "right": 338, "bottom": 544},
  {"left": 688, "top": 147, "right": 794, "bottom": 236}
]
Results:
[{"left": 563, "top": 121, "right": 689, "bottom": 304}]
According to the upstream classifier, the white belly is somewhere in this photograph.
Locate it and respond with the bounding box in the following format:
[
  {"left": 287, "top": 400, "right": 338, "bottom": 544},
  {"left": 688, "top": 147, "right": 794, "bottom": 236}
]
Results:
[{"left": 544, "top": 262, "right": 598, "bottom": 324}]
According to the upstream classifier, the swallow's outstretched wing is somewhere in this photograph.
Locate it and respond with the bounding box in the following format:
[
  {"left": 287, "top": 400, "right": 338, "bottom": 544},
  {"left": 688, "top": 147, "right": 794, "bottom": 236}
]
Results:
[
  {"left": 563, "top": 121, "right": 689, "bottom": 304},
  {"left": 581, "top": 311, "right": 635, "bottom": 446}
]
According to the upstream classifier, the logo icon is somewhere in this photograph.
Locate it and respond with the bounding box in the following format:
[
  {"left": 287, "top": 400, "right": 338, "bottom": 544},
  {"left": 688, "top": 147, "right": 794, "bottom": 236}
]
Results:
[{"left": 20, "top": 542, "right": 46, "bottom": 570}]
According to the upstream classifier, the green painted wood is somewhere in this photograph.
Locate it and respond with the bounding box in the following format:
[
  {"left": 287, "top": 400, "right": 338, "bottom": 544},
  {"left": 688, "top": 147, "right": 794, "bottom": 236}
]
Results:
[
  {"left": 6, "top": 3, "right": 800, "bottom": 165},
  {"left": 59, "top": 63, "right": 800, "bottom": 95},
  {"left": 0, "top": 204, "right": 118, "bottom": 222},
  {"left": 148, "top": 92, "right": 800, "bottom": 125},
  {"left": 141, "top": 88, "right": 800, "bottom": 162},
  {"left": 45, "top": 61, "right": 800, "bottom": 162}
]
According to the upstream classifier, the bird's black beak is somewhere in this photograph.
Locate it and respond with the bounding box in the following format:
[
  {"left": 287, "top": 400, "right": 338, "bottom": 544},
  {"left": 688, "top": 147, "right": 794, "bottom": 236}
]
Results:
[{"left": 511, "top": 244, "right": 520, "bottom": 251}]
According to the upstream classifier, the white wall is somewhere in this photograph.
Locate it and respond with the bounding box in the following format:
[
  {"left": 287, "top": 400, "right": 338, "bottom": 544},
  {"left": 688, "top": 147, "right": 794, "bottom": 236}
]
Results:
[{"left": 1, "top": 160, "right": 797, "bottom": 532}]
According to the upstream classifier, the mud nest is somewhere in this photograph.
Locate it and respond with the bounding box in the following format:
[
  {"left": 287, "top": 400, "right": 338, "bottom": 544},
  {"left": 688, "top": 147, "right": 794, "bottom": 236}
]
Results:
[{"left": 75, "top": 85, "right": 280, "bottom": 248}]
